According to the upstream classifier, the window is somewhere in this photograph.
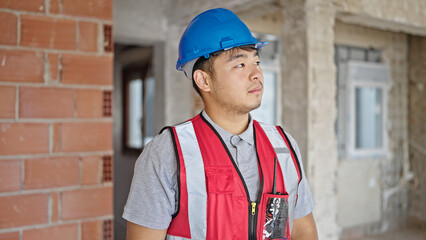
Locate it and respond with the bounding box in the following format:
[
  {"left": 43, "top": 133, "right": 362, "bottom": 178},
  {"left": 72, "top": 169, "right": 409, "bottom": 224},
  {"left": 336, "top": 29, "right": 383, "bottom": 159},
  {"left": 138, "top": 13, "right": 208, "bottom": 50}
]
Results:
[
  {"left": 122, "top": 46, "right": 156, "bottom": 152},
  {"left": 335, "top": 46, "right": 390, "bottom": 159},
  {"left": 251, "top": 33, "right": 281, "bottom": 125},
  {"left": 355, "top": 86, "right": 383, "bottom": 149},
  {"left": 126, "top": 76, "right": 155, "bottom": 149}
]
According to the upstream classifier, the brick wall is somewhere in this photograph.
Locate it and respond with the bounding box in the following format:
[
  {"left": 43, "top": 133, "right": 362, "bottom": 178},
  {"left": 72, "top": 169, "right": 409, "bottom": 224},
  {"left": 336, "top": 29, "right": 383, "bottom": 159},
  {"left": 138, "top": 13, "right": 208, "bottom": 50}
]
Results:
[{"left": 0, "top": 1, "right": 114, "bottom": 240}]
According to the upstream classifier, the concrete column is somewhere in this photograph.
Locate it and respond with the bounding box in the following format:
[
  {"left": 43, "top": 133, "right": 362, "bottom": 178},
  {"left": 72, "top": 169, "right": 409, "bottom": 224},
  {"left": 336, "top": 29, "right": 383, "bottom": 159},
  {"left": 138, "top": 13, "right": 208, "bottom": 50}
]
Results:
[
  {"left": 306, "top": 0, "right": 339, "bottom": 239},
  {"left": 281, "top": 0, "right": 309, "bottom": 165},
  {"left": 281, "top": 1, "right": 339, "bottom": 238}
]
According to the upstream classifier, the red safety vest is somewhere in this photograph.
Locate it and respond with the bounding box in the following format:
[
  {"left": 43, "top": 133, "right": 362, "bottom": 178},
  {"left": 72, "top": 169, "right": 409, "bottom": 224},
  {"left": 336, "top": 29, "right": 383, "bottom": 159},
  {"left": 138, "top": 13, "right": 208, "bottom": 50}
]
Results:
[{"left": 163, "top": 114, "right": 302, "bottom": 240}]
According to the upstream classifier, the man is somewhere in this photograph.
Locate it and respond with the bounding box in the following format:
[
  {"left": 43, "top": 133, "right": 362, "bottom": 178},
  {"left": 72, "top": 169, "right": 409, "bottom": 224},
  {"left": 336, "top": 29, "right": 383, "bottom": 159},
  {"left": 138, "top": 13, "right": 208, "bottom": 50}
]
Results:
[{"left": 124, "top": 8, "right": 318, "bottom": 240}]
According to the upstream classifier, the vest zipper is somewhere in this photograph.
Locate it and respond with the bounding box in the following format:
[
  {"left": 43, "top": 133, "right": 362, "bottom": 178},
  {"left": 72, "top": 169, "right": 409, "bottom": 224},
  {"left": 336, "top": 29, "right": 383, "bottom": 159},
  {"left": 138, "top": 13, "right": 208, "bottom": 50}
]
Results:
[
  {"left": 199, "top": 115, "right": 264, "bottom": 240},
  {"left": 249, "top": 201, "right": 258, "bottom": 240},
  {"left": 251, "top": 124, "right": 264, "bottom": 240}
]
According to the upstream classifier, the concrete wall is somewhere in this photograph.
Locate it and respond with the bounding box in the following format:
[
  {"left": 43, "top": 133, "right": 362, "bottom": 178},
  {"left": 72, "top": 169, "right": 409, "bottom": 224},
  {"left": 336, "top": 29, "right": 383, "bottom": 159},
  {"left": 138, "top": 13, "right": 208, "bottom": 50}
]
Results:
[
  {"left": 114, "top": 0, "right": 168, "bottom": 43},
  {"left": 113, "top": 1, "right": 193, "bottom": 239},
  {"left": 334, "top": 0, "right": 426, "bottom": 36},
  {"left": 113, "top": 1, "right": 167, "bottom": 239},
  {"left": 334, "top": 19, "right": 410, "bottom": 238},
  {"left": 301, "top": 0, "right": 425, "bottom": 238},
  {"left": 305, "top": 1, "right": 340, "bottom": 239},
  {"left": 112, "top": 1, "right": 426, "bottom": 240},
  {"left": 114, "top": 0, "right": 193, "bottom": 125},
  {"left": 408, "top": 35, "right": 426, "bottom": 224}
]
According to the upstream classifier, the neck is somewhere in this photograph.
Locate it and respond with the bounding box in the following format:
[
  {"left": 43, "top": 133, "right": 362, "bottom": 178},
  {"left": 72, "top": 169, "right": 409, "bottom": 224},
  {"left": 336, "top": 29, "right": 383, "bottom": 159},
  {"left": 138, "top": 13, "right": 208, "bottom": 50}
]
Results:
[{"left": 204, "top": 106, "right": 249, "bottom": 135}]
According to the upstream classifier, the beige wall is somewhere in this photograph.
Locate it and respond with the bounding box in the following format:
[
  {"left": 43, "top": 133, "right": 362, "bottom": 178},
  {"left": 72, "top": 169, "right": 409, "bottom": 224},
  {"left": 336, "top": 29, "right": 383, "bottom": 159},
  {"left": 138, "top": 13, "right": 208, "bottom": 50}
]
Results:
[
  {"left": 408, "top": 36, "right": 426, "bottom": 224},
  {"left": 335, "top": 21, "right": 410, "bottom": 237}
]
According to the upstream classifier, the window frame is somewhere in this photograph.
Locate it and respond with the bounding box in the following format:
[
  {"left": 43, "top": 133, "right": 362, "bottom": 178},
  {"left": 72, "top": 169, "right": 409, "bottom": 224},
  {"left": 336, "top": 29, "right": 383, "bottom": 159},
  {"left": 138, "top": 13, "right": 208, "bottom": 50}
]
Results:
[
  {"left": 122, "top": 62, "right": 151, "bottom": 155},
  {"left": 343, "top": 60, "right": 391, "bottom": 159}
]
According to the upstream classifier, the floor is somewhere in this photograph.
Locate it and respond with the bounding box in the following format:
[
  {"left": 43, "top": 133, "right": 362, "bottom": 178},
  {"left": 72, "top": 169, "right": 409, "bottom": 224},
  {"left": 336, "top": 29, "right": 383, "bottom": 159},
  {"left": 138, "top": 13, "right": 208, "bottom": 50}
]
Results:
[{"left": 356, "top": 226, "right": 426, "bottom": 240}]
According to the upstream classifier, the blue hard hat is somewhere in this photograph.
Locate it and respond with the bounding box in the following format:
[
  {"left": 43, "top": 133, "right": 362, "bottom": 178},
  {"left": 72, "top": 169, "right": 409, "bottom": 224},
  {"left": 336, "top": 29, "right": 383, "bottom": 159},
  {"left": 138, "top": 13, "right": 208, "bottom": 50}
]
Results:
[{"left": 176, "top": 8, "right": 268, "bottom": 71}]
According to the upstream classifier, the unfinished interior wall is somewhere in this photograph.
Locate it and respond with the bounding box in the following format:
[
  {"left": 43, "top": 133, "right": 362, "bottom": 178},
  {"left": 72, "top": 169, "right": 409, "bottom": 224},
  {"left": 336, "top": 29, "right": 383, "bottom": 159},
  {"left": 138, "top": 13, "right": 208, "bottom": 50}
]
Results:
[
  {"left": 280, "top": 0, "right": 309, "bottom": 167},
  {"left": 334, "top": 0, "right": 426, "bottom": 36},
  {"left": 112, "top": 1, "right": 171, "bottom": 239},
  {"left": 301, "top": 0, "right": 426, "bottom": 239},
  {"left": 110, "top": 1, "right": 425, "bottom": 240},
  {"left": 305, "top": 1, "right": 340, "bottom": 239},
  {"left": 0, "top": 0, "right": 114, "bottom": 239},
  {"left": 408, "top": 36, "right": 426, "bottom": 224},
  {"left": 164, "top": 23, "right": 193, "bottom": 125},
  {"left": 335, "top": 21, "right": 409, "bottom": 238}
]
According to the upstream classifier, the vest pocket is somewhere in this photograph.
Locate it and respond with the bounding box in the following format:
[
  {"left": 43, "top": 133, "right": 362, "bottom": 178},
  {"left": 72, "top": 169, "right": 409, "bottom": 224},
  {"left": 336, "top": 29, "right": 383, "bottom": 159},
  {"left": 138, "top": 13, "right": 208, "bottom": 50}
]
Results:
[
  {"left": 204, "top": 167, "right": 236, "bottom": 239},
  {"left": 205, "top": 167, "right": 234, "bottom": 194},
  {"left": 261, "top": 193, "right": 291, "bottom": 240}
]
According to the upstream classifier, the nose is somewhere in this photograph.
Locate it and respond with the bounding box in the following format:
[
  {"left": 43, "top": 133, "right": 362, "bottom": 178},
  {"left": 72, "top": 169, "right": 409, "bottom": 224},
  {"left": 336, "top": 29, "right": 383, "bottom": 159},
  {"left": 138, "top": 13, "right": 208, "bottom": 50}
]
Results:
[{"left": 249, "top": 64, "right": 263, "bottom": 82}]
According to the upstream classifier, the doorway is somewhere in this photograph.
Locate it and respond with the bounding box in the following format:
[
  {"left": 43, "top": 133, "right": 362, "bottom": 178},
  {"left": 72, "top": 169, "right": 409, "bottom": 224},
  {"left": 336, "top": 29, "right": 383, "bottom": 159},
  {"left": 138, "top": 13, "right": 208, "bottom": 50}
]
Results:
[{"left": 113, "top": 43, "right": 165, "bottom": 239}]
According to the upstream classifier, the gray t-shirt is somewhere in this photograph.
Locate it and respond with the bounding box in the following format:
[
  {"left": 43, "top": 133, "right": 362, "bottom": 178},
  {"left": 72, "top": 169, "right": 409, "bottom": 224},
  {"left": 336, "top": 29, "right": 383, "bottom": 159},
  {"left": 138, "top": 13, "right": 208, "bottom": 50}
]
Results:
[{"left": 123, "top": 111, "right": 315, "bottom": 229}]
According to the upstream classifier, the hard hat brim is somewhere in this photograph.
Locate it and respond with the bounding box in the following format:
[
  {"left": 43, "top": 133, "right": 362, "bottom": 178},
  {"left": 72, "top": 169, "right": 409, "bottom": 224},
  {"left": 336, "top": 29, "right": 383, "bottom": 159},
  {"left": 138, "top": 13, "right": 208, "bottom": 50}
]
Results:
[{"left": 177, "top": 41, "right": 269, "bottom": 71}]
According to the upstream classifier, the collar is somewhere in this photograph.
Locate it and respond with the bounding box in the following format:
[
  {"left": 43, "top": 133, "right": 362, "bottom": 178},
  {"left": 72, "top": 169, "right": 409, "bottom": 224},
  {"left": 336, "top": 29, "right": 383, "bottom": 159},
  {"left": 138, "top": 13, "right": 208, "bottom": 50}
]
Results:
[{"left": 201, "top": 110, "right": 254, "bottom": 146}]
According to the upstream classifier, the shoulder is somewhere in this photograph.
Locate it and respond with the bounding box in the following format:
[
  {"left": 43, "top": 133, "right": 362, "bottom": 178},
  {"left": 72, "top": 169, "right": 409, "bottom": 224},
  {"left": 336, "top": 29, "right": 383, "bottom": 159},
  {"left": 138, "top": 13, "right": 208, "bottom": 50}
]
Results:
[
  {"left": 143, "top": 128, "right": 173, "bottom": 153},
  {"left": 256, "top": 121, "right": 302, "bottom": 156},
  {"left": 256, "top": 121, "right": 299, "bottom": 144},
  {"left": 134, "top": 128, "right": 175, "bottom": 171}
]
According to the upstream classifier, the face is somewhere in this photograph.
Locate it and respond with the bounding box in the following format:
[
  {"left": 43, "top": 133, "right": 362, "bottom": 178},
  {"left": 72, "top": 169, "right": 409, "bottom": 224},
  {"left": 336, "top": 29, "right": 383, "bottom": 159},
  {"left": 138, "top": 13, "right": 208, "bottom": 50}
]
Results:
[{"left": 205, "top": 48, "right": 264, "bottom": 115}]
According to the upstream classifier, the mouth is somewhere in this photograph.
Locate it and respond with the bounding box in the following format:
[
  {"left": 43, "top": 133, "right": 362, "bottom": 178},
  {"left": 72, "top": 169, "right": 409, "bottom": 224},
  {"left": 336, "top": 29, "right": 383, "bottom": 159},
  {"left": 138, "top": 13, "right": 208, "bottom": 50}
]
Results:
[{"left": 248, "top": 85, "right": 262, "bottom": 94}]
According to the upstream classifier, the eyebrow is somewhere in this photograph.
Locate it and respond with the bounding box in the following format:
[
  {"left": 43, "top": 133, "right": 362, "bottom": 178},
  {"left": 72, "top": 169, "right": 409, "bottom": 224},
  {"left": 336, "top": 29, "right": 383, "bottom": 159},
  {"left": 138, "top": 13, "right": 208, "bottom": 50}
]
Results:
[{"left": 226, "top": 51, "right": 259, "bottom": 63}]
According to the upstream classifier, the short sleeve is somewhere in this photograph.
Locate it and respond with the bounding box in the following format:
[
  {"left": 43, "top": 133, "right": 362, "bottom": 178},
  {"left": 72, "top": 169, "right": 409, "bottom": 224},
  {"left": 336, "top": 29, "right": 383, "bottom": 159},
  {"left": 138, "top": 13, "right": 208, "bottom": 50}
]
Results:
[
  {"left": 122, "top": 130, "right": 178, "bottom": 229},
  {"left": 285, "top": 132, "right": 315, "bottom": 219}
]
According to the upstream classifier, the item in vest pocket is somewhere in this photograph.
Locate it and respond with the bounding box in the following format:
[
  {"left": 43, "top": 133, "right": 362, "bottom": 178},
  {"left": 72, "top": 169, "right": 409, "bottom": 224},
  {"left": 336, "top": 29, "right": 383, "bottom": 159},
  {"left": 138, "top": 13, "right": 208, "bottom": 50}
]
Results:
[{"left": 263, "top": 195, "right": 290, "bottom": 239}]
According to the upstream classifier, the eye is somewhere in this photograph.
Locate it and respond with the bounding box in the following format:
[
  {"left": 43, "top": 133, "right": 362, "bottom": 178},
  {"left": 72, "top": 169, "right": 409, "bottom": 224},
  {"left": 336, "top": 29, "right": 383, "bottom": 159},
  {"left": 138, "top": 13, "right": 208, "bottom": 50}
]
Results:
[
  {"left": 255, "top": 61, "right": 261, "bottom": 66},
  {"left": 236, "top": 63, "right": 245, "bottom": 68}
]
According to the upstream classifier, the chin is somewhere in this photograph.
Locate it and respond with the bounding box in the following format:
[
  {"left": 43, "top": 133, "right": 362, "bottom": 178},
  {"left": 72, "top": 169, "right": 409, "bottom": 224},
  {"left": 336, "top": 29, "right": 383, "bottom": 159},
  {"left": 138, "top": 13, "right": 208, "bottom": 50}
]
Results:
[{"left": 247, "top": 102, "right": 262, "bottom": 112}]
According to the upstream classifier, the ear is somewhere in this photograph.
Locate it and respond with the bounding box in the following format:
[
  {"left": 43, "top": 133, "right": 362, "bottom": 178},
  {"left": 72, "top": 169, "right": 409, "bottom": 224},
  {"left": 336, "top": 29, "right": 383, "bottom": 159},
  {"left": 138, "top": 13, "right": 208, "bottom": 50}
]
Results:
[{"left": 193, "top": 70, "right": 211, "bottom": 93}]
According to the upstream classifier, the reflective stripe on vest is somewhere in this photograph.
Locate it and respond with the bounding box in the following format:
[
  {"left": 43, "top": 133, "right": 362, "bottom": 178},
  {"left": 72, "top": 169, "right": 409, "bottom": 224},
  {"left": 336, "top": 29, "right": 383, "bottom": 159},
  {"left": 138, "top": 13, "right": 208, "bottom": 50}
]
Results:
[
  {"left": 258, "top": 123, "right": 301, "bottom": 232},
  {"left": 166, "top": 115, "right": 302, "bottom": 240}
]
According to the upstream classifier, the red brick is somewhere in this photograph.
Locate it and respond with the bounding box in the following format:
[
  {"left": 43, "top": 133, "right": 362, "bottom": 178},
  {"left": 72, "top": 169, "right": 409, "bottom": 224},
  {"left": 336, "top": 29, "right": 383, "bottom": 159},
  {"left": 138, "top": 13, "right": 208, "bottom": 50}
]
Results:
[
  {"left": 51, "top": 192, "right": 59, "bottom": 222},
  {"left": 0, "top": 86, "right": 15, "bottom": 118},
  {"left": 62, "top": 187, "right": 112, "bottom": 220},
  {"left": 0, "top": 0, "right": 44, "bottom": 12},
  {"left": 76, "top": 89, "right": 103, "bottom": 118},
  {"left": 0, "top": 123, "right": 49, "bottom": 155},
  {"left": 0, "top": 193, "right": 48, "bottom": 229},
  {"left": 0, "top": 49, "right": 44, "bottom": 83},
  {"left": 0, "top": 12, "right": 17, "bottom": 45},
  {"left": 62, "top": 0, "right": 112, "bottom": 20},
  {"left": 48, "top": 53, "right": 59, "bottom": 81},
  {"left": 52, "top": 123, "right": 61, "bottom": 152},
  {"left": 21, "top": 15, "right": 76, "bottom": 50},
  {"left": 49, "top": 0, "right": 60, "bottom": 14},
  {"left": 24, "top": 157, "right": 79, "bottom": 189},
  {"left": 78, "top": 22, "right": 98, "bottom": 52},
  {"left": 0, "top": 232, "right": 19, "bottom": 240},
  {"left": 82, "top": 220, "right": 102, "bottom": 240},
  {"left": 19, "top": 87, "right": 75, "bottom": 118},
  {"left": 60, "top": 122, "right": 112, "bottom": 152},
  {"left": 82, "top": 156, "right": 101, "bottom": 185},
  {"left": 62, "top": 54, "right": 112, "bottom": 85},
  {"left": 0, "top": 160, "right": 21, "bottom": 192},
  {"left": 23, "top": 224, "right": 77, "bottom": 240}
]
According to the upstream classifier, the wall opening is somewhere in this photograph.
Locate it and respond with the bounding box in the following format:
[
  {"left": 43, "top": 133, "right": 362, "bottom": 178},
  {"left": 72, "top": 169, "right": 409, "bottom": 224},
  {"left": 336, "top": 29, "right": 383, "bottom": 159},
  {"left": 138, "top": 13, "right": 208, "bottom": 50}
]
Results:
[{"left": 113, "top": 42, "right": 164, "bottom": 240}]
